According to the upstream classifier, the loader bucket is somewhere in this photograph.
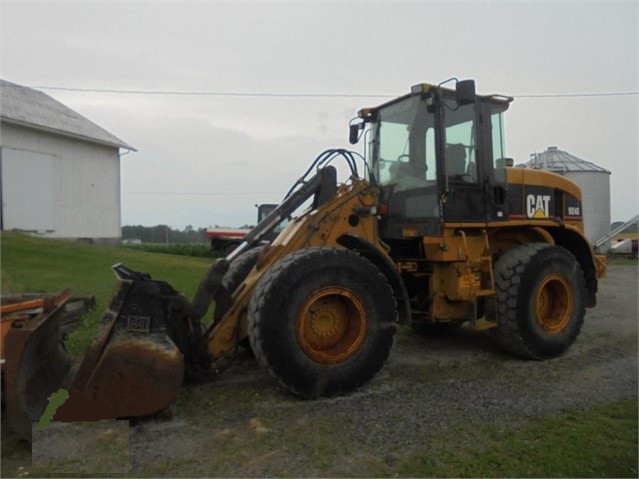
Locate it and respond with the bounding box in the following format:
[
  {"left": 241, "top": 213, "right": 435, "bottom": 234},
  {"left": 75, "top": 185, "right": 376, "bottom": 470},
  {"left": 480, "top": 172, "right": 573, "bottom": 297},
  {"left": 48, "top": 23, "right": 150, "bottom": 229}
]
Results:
[{"left": 4, "top": 265, "right": 191, "bottom": 442}]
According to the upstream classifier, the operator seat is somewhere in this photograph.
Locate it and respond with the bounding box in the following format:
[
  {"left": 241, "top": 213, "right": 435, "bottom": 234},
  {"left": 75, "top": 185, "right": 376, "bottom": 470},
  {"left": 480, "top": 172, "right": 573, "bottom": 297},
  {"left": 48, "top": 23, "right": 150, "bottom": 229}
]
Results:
[{"left": 446, "top": 144, "right": 467, "bottom": 177}]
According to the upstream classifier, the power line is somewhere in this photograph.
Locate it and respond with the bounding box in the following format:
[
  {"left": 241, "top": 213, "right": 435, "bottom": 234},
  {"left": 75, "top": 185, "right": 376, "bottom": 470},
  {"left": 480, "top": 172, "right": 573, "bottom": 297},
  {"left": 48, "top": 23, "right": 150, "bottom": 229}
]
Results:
[
  {"left": 516, "top": 91, "right": 639, "bottom": 98},
  {"left": 32, "top": 85, "right": 388, "bottom": 99},
  {"left": 122, "top": 191, "right": 282, "bottom": 196},
  {"left": 30, "top": 85, "right": 639, "bottom": 99}
]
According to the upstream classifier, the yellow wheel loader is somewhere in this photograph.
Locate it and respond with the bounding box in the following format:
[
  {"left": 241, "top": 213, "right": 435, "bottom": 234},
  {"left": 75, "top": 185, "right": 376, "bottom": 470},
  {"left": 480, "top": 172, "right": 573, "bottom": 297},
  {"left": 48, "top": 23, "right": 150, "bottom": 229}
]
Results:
[{"left": 4, "top": 79, "right": 606, "bottom": 440}]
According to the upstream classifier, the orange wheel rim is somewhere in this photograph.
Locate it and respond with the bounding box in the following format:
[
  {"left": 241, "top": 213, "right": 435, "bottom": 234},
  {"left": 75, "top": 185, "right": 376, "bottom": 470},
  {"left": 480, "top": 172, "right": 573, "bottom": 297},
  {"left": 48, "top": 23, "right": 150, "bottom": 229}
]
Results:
[
  {"left": 535, "top": 273, "right": 574, "bottom": 334},
  {"left": 296, "top": 286, "right": 367, "bottom": 364}
]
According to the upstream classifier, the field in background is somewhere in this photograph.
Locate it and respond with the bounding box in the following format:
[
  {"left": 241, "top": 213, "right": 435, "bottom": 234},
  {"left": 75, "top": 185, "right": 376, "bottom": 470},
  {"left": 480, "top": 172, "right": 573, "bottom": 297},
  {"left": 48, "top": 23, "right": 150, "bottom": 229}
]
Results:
[
  {"left": 1, "top": 232, "right": 212, "bottom": 354},
  {"left": 1, "top": 233, "right": 212, "bottom": 297}
]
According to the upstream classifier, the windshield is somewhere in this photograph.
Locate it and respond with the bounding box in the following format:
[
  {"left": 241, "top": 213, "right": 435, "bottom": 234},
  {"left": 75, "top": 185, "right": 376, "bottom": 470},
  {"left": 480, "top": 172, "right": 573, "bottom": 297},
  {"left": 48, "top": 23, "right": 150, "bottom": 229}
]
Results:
[
  {"left": 368, "top": 95, "right": 440, "bottom": 220},
  {"left": 258, "top": 203, "right": 288, "bottom": 233},
  {"left": 369, "top": 95, "right": 437, "bottom": 191}
]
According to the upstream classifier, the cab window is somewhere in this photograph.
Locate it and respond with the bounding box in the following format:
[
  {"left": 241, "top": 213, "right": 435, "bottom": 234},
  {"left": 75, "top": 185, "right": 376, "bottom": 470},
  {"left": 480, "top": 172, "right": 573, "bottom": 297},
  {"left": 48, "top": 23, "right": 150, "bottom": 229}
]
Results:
[{"left": 443, "top": 101, "right": 477, "bottom": 183}]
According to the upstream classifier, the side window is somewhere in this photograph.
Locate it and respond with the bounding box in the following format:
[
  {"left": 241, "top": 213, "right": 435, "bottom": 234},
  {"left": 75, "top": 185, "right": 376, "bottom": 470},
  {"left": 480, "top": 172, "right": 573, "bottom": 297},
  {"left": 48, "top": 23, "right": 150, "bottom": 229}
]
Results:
[
  {"left": 377, "top": 122, "right": 411, "bottom": 186},
  {"left": 444, "top": 103, "right": 477, "bottom": 183},
  {"left": 425, "top": 128, "right": 436, "bottom": 181},
  {"left": 491, "top": 111, "right": 507, "bottom": 182}
]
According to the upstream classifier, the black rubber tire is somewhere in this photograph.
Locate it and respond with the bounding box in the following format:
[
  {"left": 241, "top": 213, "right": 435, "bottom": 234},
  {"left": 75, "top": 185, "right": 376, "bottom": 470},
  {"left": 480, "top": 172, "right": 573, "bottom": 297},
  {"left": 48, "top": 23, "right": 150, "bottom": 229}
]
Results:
[
  {"left": 493, "top": 243, "right": 586, "bottom": 359},
  {"left": 248, "top": 247, "right": 398, "bottom": 398},
  {"left": 221, "top": 246, "right": 263, "bottom": 352},
  {"left": 222, "top": 246, "right": 264, "bottom": 294}
]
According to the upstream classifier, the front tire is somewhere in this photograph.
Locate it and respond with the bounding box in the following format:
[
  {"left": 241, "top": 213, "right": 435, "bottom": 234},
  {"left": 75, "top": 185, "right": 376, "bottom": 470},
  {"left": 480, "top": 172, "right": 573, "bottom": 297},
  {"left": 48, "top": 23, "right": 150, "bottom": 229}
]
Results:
[
  {"left": 248, "top": 248, "right": 397, "bottom": 398},
  {"left": 493, "top": 243, "right": 586, "bottom": 359},
  {"left": 220, "top": 247, "right": 264, "bottom": 351}
]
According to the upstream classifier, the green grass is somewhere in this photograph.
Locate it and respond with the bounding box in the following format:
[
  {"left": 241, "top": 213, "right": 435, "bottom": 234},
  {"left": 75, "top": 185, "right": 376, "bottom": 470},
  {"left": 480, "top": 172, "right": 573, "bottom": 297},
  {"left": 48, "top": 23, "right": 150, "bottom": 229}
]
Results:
[
  {"left": 173, "top": 393, "right": 636, "bottom": 478},
  {"left": 606, "top": 255, "right": 638, "bottom": 265},
  {"left": 1, "top": 232, "right": 212, "bottom": 296},
  {"left": 1, "top": 232, "right": 212, "bottom": 353},
  {"left": 394, "top": 399, "right": 638, "bottom": 478},
  {"left": 54, "top": 393, "right": 634, "bottom": 478}
]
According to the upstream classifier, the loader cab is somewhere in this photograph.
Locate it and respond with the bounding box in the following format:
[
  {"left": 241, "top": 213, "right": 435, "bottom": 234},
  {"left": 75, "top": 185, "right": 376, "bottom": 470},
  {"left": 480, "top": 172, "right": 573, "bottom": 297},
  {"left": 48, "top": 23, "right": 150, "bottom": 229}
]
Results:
[
  {"left": 257, "top": 203, "right": 288, "bottom": 235},
  {"left": 362, "top": 80, "right": 512, "bottom": 243}
]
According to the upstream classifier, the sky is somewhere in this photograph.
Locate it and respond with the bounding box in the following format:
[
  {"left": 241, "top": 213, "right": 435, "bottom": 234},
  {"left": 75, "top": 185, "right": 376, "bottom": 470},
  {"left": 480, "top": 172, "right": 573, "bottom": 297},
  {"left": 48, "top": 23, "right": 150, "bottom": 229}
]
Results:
[{"left": 1, "top": 0, "right": 637, "bottom": 228}]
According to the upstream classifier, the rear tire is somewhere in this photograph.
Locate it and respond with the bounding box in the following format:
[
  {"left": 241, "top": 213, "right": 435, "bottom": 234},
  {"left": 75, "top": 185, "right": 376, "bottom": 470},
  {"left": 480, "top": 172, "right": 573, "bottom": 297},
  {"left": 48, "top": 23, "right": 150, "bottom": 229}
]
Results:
[
  {"left": 493, "top": 243, "right": 586, "bottom": 359},
  {"left": 248, "top": 247, "right": 397, "bottom": 398}
]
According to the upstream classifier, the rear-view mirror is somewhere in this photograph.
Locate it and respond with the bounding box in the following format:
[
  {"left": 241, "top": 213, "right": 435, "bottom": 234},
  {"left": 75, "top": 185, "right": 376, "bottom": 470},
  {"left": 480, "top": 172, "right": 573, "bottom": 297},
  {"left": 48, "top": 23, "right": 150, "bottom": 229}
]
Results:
[{"left": 456, "top": 80, "right": 476, "bottom": 105}]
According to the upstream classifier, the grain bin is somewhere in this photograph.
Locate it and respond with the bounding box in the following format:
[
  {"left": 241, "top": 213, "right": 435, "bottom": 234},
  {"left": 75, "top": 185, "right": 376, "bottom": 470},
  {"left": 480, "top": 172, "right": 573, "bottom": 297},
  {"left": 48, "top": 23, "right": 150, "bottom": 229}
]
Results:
[{"left": 525, "top": 146, "right": 611, "bottom": 250}]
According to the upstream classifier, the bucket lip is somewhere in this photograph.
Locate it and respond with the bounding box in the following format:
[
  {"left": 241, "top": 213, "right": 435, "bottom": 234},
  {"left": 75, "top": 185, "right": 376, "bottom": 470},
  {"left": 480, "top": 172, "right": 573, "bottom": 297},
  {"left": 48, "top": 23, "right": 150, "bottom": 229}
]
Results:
[{"left": 3, "top": 291, "right": 76, "bottom": 442}]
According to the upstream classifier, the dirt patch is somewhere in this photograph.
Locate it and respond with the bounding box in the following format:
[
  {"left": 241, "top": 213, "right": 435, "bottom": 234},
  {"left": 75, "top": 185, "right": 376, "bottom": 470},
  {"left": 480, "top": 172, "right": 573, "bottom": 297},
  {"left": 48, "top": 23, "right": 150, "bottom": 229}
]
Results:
[{"left": 2, "top": 264, "right": 637, "bottom": 477}]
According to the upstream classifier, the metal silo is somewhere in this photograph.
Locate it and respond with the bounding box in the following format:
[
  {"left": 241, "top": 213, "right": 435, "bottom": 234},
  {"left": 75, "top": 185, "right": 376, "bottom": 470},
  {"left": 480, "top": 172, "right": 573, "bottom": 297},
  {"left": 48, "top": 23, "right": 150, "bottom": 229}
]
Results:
[{"left": 525, "top": 146, "right": 611, "bottom": 250}]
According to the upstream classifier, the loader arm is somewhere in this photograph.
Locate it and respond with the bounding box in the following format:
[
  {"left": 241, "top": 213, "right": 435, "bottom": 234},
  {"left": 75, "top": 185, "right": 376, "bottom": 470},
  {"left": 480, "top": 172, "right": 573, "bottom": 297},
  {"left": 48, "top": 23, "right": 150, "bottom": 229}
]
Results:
[{"left": 189, "top": 165, "right": 340, "bottom": 327}]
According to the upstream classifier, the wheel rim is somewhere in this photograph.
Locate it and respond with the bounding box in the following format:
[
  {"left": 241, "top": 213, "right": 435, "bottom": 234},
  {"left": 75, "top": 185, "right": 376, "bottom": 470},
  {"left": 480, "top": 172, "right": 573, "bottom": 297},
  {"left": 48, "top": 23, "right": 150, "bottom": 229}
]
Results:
[
  {"left": 296, "top": 286, "right": 368, "bottom": 364},
  {"left": 534, "top": 273, "right": 574, "bottom": 334}
]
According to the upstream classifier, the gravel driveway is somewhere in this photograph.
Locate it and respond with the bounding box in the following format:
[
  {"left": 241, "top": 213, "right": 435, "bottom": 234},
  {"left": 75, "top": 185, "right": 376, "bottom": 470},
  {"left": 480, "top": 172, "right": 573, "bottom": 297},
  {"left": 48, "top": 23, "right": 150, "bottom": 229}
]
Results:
[{"left": 24, "top": 263, "right": 639, "bottom": 477}]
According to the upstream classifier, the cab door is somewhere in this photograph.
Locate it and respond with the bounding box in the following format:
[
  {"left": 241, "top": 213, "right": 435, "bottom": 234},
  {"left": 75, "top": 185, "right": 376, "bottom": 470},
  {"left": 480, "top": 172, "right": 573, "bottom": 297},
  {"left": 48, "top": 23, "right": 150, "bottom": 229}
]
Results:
[
  {"left": 440, "top": 98, "right": 510, "bottom": 223},
  {"left": 440, "top": 100, "right": 486, "bottom": 223}
]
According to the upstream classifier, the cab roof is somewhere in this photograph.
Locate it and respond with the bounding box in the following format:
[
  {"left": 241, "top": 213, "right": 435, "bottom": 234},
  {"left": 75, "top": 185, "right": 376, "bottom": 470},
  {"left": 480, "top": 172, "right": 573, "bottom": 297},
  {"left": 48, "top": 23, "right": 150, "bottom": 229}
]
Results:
[{"left": 358, "top": 81, "right": 513, "bottom": 120}]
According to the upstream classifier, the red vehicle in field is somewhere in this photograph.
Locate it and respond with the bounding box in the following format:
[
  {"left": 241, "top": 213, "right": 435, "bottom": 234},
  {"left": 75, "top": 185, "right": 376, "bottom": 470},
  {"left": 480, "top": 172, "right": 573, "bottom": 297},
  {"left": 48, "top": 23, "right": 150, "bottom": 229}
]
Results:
[{"left": 207, "top": 204, "right": 284, "bottom": 253}]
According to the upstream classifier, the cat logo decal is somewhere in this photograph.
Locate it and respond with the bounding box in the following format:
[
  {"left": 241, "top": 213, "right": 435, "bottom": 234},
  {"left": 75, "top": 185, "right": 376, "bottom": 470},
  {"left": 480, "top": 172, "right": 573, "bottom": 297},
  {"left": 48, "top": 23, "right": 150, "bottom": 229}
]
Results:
[{"left": 526, "top": 194, "right": 551, "bottom": 219}]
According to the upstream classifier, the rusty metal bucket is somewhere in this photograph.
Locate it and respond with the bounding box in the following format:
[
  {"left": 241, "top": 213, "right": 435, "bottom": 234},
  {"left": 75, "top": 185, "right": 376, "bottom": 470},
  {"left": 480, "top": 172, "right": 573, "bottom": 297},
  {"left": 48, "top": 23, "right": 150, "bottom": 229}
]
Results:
[{"left": 3, "top": 265, "right": 196, "bottom": 442}]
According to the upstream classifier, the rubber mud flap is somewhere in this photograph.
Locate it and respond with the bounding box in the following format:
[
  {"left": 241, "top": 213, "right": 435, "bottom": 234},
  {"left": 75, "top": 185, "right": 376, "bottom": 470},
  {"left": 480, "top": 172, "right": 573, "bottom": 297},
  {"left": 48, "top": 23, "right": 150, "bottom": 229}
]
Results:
[{"left": 4, "top": 268, "right": 187, "bottom": 442}]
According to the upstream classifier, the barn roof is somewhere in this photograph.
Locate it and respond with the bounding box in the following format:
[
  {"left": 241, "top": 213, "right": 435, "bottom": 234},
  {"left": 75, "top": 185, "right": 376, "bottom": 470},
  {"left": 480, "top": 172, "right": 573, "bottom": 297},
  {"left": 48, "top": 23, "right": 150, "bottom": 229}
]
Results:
[
  {"left": 0, "top": 79, "right": 135, "bottom": 151},
  {"left": 523, "top": 146, "right": 609, "bottom": 173}
]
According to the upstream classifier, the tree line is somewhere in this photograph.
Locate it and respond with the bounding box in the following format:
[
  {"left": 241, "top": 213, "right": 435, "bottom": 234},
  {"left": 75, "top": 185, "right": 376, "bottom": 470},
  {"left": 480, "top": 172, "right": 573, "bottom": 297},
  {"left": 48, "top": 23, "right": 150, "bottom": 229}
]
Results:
[{"left": 122, "top": 225, "right": 208, "bottom": 244}]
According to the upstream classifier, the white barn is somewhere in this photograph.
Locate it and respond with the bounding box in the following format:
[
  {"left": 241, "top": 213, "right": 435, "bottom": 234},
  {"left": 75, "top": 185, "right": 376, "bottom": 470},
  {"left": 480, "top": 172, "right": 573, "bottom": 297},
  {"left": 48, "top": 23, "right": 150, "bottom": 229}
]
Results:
[{"left": 0, "top": 79, "right": 134, "bottom": 244}]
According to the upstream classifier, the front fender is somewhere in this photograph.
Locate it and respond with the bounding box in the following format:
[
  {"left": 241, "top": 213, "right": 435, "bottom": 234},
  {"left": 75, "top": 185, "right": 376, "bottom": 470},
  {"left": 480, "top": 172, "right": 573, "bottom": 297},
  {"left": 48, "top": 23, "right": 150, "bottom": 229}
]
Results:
[{"left": 337, "top": 234, "right": 411, "bottom": 324}]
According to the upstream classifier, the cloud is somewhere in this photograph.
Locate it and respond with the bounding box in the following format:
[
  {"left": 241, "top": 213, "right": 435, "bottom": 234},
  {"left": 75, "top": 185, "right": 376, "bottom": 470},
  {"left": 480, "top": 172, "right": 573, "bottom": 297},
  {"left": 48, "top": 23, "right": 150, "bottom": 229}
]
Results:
[{"left": 2, "top": 1, "right": 636, "bottom": 226}]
